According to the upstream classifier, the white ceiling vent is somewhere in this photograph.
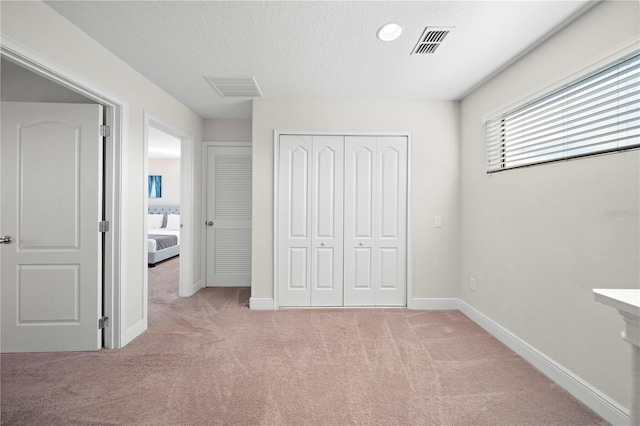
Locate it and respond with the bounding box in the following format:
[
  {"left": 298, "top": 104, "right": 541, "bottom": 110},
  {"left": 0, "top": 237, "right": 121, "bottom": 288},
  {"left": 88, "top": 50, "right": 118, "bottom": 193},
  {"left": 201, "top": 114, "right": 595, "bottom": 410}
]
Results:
[
  {"left": 411, "top": 27, "right": 453, "bottom": 55},
  {"left": 204, "top": 76, "right": 263, "bottom": 98}
]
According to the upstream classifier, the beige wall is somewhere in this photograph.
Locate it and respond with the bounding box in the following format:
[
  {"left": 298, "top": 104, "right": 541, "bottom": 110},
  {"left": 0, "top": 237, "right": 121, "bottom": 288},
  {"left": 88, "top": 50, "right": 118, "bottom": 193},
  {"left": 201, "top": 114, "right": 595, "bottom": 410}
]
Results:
[
  {"left": 5, "top": 0, "right": 638, "bottom": 414},
  {"left": 252, "top": 99, "right": 460, "bottom": 301},
  {"left": 1, "top": 58, "right": 93, "bottom": 103},
  {"left": 460, "top": 0, "right": 639, "bottom": 408},
  {"left": 148, "top": 158, "right": 180, "bottom": 206},
  {"left": 1, "top": 1, "right": 203, "bottom": 339},
  {"left": 203, "top": 118, "right": 252, "bottom": 142}
]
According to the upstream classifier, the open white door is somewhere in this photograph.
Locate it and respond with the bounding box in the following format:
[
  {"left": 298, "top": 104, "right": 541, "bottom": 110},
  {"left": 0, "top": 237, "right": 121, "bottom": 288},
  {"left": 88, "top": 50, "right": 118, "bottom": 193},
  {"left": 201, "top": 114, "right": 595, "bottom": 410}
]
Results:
[{"left": 1, "top": 102, "right": 103, "bottom": 352}]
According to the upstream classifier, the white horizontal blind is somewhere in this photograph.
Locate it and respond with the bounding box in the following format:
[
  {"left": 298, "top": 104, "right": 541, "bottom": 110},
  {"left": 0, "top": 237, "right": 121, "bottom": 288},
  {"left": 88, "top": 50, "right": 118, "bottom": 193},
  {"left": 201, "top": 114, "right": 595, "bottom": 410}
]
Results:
[{"left": 486, "top": 51, "right": 640, "bottom": 172}]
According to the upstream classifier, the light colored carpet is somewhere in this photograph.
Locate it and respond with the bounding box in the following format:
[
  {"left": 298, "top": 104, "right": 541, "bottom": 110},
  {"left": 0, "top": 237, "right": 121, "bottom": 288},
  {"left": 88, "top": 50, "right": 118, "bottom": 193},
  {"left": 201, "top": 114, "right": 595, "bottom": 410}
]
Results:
[{"left": 1, "top": 257, "right": 607, "bottom": 425}]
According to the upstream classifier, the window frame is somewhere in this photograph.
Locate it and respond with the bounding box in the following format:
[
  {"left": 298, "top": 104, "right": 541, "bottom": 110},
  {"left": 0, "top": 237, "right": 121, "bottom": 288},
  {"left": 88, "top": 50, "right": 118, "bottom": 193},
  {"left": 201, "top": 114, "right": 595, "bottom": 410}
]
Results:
[{"left": 486, "top": 50, "right": 640, "bottom": 173}]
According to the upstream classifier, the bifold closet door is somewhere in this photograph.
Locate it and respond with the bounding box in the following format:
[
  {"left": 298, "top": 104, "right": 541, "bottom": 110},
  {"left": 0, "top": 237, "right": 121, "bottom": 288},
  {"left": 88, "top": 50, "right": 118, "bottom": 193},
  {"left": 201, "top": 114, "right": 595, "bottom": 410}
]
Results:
[
  {"left": 344, "top": 136, "right": 407, "bottom": 306},
  {"left": 278, "top": 135, "right": 344, "bottom": 306}
]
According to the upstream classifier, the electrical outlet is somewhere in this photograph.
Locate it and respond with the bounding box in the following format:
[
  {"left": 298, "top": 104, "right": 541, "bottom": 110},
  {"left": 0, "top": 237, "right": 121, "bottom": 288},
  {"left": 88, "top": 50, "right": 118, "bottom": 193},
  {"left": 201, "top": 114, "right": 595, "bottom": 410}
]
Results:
[
  {"left": 434, "top": 216, "right": 442, "bottom": 228},
  {"left": 469, "top": 277, "right": 476, "bottom": 291}
]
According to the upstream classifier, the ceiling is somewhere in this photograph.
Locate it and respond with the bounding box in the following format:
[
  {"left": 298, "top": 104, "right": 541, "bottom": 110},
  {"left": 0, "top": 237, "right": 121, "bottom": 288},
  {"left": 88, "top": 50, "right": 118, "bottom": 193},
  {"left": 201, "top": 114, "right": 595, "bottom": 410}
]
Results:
[{"left": 45, "top": 1, "right": 597, "bottom": 120}]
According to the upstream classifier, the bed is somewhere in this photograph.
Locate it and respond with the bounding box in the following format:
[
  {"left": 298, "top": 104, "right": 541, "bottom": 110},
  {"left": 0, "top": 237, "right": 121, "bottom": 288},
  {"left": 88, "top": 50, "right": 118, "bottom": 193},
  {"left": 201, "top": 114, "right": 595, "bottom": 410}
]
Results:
[{"left": 148, "top": 205, "right": 180, "bottom": 267}]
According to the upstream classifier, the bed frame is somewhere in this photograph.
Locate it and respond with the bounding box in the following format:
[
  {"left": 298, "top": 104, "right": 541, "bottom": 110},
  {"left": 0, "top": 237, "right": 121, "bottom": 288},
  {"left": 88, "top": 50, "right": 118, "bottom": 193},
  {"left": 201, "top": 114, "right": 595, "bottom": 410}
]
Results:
[{"left": 148, "top": 205, "right": 180, "bottom": 266}]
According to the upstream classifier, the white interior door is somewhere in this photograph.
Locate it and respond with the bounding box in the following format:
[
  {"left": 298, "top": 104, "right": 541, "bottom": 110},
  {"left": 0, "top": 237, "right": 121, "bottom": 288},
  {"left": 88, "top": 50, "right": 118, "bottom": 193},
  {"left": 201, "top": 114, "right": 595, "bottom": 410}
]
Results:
[
  {"left": 344, "top": 136, "right": 407, "bottom": 306},
  {"left": 278, "top": 135, "right": 312, "bottom": 306},
  {"left": 310, "top": 136, "right": 344, "bottom": 306},
  {"left": 278, "top": 135, "right": 345, "bottom": 307},
  {"left": 206, "top": 146, "right": 252, "bottom": 286},
  {"left": 277, "top": 133, "right": 407, "bottom": 307},
  {"left": 1, "top": 102, "right": 103, "bottom": 352},
  {"left": 343, "top": 136, "right": 377, "bottom": 305}
]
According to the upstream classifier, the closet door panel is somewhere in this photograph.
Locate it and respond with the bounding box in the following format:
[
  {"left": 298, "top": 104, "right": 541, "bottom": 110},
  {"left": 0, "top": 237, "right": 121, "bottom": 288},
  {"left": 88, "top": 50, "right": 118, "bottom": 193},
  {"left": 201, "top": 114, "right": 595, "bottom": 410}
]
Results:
[
  {"left": 278, "top": 135, "right": 312, "bottom": 306},
  {"left": 288, "top": 247, "right": 308, "bottom": 289},
  {"left": 310, "top": 136, "right": 343, "bottom": 306},
  {"left": 314, "top": 145, "right": 337, "bottom": 239},
  {"left": 380, "top": 146, "right": 401, "bottom": 238},
  {"left": 289, "top": 146, "right": 310, "bottom": 239},
  {"left": 379, "top": 248, "right": 399, "bottom": 288},
  {"left": 278, "top": 133, "right": 407, "bottom": 308},
  {"left": 375, "top": 137, "right": 407, "bottom": 306},
  {"left": 314, "top": 248, "right": 334, "bottom": 288},
  {"left": 344, "top": 136, "right": 377, "bottom": 306},
  {"left": 354, "top": 248, "right": 373, "bottom": 288},
  {"left": 354, "top": 147, "right": 374, "bottom": 239}
]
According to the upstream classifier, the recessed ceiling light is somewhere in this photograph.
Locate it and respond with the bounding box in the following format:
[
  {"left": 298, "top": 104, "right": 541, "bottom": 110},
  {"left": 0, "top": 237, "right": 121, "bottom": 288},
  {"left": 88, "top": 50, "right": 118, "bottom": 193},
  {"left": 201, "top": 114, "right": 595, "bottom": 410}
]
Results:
[{"left": 376, "top": 22, "right": 402, "bottom": 42}]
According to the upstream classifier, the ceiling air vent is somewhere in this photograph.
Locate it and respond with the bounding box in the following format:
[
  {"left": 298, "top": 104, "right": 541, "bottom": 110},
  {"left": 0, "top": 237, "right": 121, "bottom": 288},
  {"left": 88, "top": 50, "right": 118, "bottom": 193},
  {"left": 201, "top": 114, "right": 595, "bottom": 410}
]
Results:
[
  {"left": 204, "top": 76, "right": 263, "bottom": 98},
  {"left": 411, "top": 27, "right": 453, "bottom": 55}
]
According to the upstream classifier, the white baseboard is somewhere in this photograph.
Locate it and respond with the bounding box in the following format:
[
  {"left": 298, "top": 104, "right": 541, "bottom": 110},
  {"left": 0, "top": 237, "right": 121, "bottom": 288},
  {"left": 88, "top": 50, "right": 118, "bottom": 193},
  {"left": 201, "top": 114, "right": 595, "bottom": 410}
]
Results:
[
  {"left": 409, "top": 297, "right": 459, "bottom": 310},
  {"left": 125, "top": 318, "right": 146, "bottom": 346},
  {"left": 191, "top": 279, "right": 204, "bottom": 295},
  {"left": 458, "top": 300, "right": 630, "bottom": 426},
  {"left": 249, "top": 297, "right": 275, "bottom": 310}
]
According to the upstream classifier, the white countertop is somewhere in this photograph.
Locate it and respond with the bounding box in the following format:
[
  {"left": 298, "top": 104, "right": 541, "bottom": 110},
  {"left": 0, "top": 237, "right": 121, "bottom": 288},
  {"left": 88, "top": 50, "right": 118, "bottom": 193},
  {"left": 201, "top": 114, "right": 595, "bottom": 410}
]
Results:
[{"left": 593, "top": 289, "right": 640, "bottom": 318}]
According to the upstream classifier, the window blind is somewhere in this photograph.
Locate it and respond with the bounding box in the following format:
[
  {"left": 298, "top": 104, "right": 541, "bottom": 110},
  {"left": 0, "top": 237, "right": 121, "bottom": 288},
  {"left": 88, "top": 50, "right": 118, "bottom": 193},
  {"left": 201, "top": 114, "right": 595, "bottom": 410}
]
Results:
[{"left": 486, "top": 50, "right": 640, "bottom": 172}]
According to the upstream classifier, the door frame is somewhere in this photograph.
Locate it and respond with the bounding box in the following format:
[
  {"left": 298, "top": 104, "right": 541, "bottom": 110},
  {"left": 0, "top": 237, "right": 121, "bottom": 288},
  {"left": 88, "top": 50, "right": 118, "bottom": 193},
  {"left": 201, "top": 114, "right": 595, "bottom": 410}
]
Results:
[
  {"left": 143, "top": 113, "right": 195, "bottom": 303},
  {"left": 272, "top": 130, "right": 414, "bottom": 309},
  {"left": 1, "top": 36, "right": 128, "bottom": 348},
  {"left": 201, "top": 141, "right": 252, "bottom": 287}
]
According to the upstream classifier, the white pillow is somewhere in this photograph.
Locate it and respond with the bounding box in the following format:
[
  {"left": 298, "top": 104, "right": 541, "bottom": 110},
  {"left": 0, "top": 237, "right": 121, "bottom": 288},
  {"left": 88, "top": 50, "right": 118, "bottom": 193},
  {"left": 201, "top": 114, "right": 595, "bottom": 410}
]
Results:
[
  {"left": 166, "top": 214, "right": 181, "bottom": 230},
  {"left": 148, "top": 213, "right": 164, "bottom": 230}
]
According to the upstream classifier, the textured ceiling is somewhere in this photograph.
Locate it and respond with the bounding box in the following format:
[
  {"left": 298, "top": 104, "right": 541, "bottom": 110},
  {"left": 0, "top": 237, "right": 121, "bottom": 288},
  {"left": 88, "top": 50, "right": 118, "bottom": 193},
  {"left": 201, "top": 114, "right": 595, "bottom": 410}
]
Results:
[{"left": 45, "top": 1, "right": 596, "bottom": 119}]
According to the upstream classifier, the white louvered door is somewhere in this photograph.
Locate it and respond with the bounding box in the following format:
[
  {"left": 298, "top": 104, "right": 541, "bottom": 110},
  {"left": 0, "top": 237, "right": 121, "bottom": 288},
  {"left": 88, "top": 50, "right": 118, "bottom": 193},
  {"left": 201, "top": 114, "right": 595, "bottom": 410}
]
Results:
[
  {"left": 206, "top": 146, "right": 252, "bottom": 286},
  {"left": 277, "top": 134, "right": 407, "bottom": 307}
]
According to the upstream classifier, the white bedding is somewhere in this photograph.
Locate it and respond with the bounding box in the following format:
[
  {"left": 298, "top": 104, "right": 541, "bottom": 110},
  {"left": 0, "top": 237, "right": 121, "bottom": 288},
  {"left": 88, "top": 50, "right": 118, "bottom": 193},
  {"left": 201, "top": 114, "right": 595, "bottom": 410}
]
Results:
[{"left": 147, "top": 229, "right": 180, "bottom": 252}]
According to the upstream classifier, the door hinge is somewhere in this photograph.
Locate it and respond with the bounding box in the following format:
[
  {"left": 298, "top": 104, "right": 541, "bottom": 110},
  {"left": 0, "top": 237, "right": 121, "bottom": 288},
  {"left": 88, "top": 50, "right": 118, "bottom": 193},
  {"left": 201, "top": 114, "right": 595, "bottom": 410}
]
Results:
[
  {"left": 99, "top": 221, "right": 109, "bottom": 232},
  {"left": 98, "top": 316, "right": 109, "bottom": 330},
  {"left": 99, "top": 125, "right": 110, "bottom": 137}
]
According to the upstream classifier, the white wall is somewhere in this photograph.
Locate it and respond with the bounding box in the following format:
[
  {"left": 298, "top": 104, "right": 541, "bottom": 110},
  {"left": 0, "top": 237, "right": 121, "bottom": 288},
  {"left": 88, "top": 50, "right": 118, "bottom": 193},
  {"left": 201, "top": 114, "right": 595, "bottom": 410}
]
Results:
[
  {"left": 1, "top": 58, "right": 93, "bottom": 103},
  {"left": 203, "top": 118, "right": 252, "bottom": 142},
  {"left": 460, "top": 0, "right": 639, "bottom": 409},
  {"left": 5, "top": 0, "right": 636, "bottom": 413},
  {"left": 1, "top": 1, "right": 203, "bottom": 340},
  {"left": 148, "top": 158, "right": 180, "bottom": 206},
  {"left": 252, "top": 99, "right": 460, "bottom": 302}
]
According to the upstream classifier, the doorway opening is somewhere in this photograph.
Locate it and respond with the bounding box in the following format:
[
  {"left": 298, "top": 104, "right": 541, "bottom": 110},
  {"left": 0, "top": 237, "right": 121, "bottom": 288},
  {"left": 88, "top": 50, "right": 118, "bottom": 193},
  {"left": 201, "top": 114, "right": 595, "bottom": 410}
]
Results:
[
  {"left": 143, "top": 113, "right": 195, "bottom": 335},
  {"left": 146, "top": 127, "right": 181, "bottom": 291}
]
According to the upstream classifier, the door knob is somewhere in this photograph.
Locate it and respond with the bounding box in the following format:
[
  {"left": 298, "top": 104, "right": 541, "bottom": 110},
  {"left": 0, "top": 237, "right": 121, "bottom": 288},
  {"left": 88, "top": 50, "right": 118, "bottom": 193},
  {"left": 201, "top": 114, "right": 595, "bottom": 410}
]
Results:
[
  {"left": 206, "top": 221, "right": 214, "bottom": 226},
  {"left": 359, "top": 242, "right": 364, "bottom": 246},
  {"left": 0, "top": 235, "right": 12, "bottom": 244},
  {"left": 320, "top": 242, "right": 325, "bottom": 246}
]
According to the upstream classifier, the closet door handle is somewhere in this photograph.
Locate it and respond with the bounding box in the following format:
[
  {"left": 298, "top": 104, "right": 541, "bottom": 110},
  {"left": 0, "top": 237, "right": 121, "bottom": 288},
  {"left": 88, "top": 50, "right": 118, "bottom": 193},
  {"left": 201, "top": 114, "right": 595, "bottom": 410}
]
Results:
[
  {"left": 359, "top": 242, "right": 364, "bottom": 246},
  {"left": 206, "top": 221, "right": 214, "bottom": 226}
]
